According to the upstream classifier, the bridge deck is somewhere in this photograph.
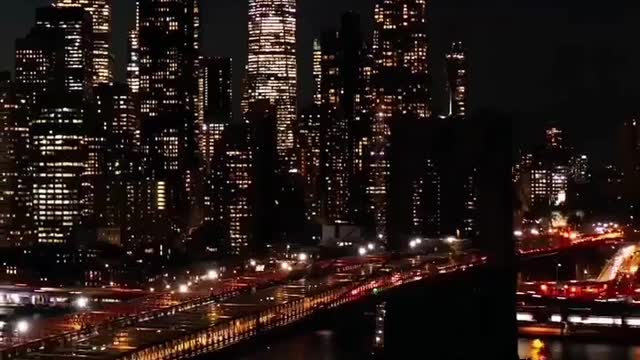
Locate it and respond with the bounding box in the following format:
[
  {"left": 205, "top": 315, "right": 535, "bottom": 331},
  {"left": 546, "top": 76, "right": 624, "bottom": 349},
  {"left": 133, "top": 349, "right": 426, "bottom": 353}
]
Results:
[{"left": 10, "top": 264, "right": 376, "bottom": 360}]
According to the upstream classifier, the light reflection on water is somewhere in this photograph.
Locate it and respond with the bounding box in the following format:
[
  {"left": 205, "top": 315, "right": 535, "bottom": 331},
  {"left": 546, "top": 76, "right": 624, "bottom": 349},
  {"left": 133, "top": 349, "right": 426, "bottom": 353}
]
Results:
[{"left": 518, "top": 338, "right": 640, "bottom": 360}]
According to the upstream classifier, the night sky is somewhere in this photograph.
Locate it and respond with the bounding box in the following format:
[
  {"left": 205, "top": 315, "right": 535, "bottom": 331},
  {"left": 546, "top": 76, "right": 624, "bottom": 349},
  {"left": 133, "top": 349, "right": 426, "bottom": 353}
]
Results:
[{"left": 2, "top": 1, "right": 639, "bottom": 162}]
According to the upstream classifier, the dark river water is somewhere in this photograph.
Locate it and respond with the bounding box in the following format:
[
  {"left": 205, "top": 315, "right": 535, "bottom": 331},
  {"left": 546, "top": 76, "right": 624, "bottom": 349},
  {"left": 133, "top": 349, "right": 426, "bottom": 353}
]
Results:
[
  {"left": 227, "top": 244, "right": 640, "bottom": 360},
  {"left": 226, "top": 322, "right": 640, "bottom": 360},
  {"left": 214, "top": 299, "right": 640, "bottom": 360}
]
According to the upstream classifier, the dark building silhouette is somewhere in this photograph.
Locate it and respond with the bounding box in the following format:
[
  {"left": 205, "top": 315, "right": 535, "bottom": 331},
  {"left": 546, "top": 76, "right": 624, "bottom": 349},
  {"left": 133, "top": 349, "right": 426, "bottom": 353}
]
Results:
[
  {"left": 137, "top": 0, "right": 201, "bottom": 247},
  {"left": 0, "top": 74, "right": 25, "bottom": 246},
  {"left": 299, "top": 105, "right": 322, "bottom": 223},
  {"left": 369, "top": 0, "right": 431, "bottom": 242},
  {"left": 446, "top": 41, "right": 468, "bottom": 118},
  {"left": 315, "top": 12, "right": 371, "bottom": 227},
  {"left": 94, "top": 83, "right": 141, "bottom": 248},
  {"left": 200, "top": 57, "right": 232, "bottom": 168}
]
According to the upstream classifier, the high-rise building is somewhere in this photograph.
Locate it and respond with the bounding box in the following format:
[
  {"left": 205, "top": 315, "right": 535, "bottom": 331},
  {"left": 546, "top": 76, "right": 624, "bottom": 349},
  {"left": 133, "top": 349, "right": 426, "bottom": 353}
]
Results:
[
  {"left": 546, "top": 125, "right": 564, "bottom": 150},
  {"left": 446, "top": 41, "right": 468, "bottom": 118},
  {"left": 461, "top": 167, "right": 479, "bottom": 239},
  {"left": 0, "top": 74, "right": 25, "bottom": 246},
  {"left": 245, "top": 0, "right": 297, "bottom": 170},
  {"left": 14, "top": 29, "right": 61, "bottom": 246},
  {"left": 35, "top": 6, "right": 94, "bottom": 100},
  {"left": 56, "top": 0, "right": 113, "bottom": 85},
  {"left": 31, "top": 105, "right": 86, "bottom": 244},
  {"left": 316, "top": 13, "right": 369, "bottom": 225},
  {"left": 137, "top": 0, "right": 201, "bottom": 244},
  {"left": 370, "top": 0, "right": 430, "bottom": 241},
  {"left": 126, "top": 0, "right": 140, "bottom": 95},
  {"left": 21, "top": 6, "right": 94, "bottom": 245},
  {"left": 299, "top": 105, "right": 322, "bottom": 221},
  {"left": 200, "top": 57, "right": 232, "bottom": 166},
  {"left": 94, "top": 83, "right": 141, "bottom": 247},
  {"left": 373, "top": 0, "right": 430, "bottom": 119},
  {"left": 201, "top": 58, "right": 233, "bottom": 227},
  {"left": 203, "top": 57, "right": 232, "bottom": 123},
  {"left": 220, "top": 124, "right": 253, "bottom": 256},
  {"left": 570, "top": 154, "right": 589, "bottom": 184},
  {"left": 313, "top": 39, "right": 322, "bottom": 106},
  {"left": 319, "top": 30, "right": 349, "bottom": 223}
]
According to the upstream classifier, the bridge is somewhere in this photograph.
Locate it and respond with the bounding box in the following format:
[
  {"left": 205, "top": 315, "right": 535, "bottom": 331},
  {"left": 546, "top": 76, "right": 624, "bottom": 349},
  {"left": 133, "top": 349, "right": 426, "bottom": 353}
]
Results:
[
  {"left": 0, "top": 232, "right": 622, "bottom": 360},
  {"left": 0, "top": 253, "right": 484, "bottom": 360}
]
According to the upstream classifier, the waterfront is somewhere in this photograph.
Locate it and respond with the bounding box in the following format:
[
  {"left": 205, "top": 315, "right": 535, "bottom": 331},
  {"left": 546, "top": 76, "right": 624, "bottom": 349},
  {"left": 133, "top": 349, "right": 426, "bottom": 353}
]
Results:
[{"left": 227, "top": 321, "right": 640, "bottom": 360}]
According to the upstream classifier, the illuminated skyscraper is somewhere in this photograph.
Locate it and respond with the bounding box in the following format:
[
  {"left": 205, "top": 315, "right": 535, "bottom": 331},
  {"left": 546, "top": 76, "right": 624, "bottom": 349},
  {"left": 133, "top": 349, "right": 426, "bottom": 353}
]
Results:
[
  {"left": 35, "top": 6, "right": 94, "bottom": 100},
  {"left": 137, "top": 0, "right": 201, "bottom": 244},
  {"left": 20, "top": 6, "right": 93, "bottom": 245},
  {"left": 31, "top": 105, "right": 86, "bottom": 244},
  {"left": 220, "top": 124, "right": 253, "bottom": 256},
  {"left": 370, "top": 0, "right": 430, "bottom": 241},
  {"left": 319, "top": 30, "right": 349, "bottom": 223},
  {"left": 56, "top": 0, "right": 113, "bottom": 85},
  {"left": 0, "top": 74, "right": 26, "bottom": 246},
  {"left": 446, "top": 41, "right": 468, "bottom": 118},
  {"left": 245, "top": 0, "right": 297, "bottom": 170},
  {"left": 299, "top": 105, "right": 322, "bottom": 221},
  {"left": 126, "top": 0, "right": 140, "bottom": 95},
  {"left": 313, "top": 39, "right": 322, "bottom": 106},
  {"left": 373, "top": 0, "right": 430, "bottom": 119}
]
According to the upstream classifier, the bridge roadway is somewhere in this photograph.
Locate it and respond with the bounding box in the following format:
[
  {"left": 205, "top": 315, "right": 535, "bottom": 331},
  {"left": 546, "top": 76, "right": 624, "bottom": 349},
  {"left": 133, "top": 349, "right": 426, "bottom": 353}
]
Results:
[
  {"left": 0, "top": 256, "right": 379, "bottom": 355},
  {"left": 3, "top": 254, "right": 486, "bottom": 360}
]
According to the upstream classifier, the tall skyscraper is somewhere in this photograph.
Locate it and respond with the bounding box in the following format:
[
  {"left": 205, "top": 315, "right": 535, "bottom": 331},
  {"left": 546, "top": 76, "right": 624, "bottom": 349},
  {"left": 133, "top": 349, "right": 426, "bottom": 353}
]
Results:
[
  {"left": 0, "top": 74, "right": 24, "bottom": 246},
  {"left": 31, "top": 105, "right": 86, "bottom": 244},
  {"left": 200, "top": 57, "right": 232, "bottom": 166},
  {"left": 245, "top": 0, "right": 297, "bottom": 170},
  {"left": 201, "top": 57, "right": 233, "bottom": 226},
  {"left": 299, "top": 105, "right": 322, "bottom": 222},
  {"left": 137, "top": 0, "right": 201, "bottom": 244},
  {"left": 35, "top": 6, "right": 94, "bottom": 100},
  {"left": 313, "top": 39, "right": 322, "bottom": 106},
  {"left": 56, "top": 0, "right": 113, "bottom": 85},
  {"left": 315, "top": 13, "right": 369, "bottom": 225},
  {"left": 446, "top": 41, "right": 468, "bottom": 118},
  {"left": 370, "top": 0, "right": 430, "bottom": 242},
  {"left": 319, "top": 30, "right": 350, "bottom": 223},
  {"left": 220, "top": 124, "right": 253, "bottom": 256},
  {"left": 373, "top": 0, "right": 430, "bottom": 119},
  {"left": 94, "top": 83, "right": 141, "bottom": 247},
  {"left": 20, "top": 6, "right": 94, "bottom": 245}
]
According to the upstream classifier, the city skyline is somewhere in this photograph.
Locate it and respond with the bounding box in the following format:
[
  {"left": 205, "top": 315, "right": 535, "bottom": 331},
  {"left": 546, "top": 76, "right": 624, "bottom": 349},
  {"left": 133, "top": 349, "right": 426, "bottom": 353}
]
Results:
[
  {"left": 3, "top": 1, "right": 639, "bottom": 150},
  {"left": 0, "top": 2, "right": 637, "bottom": 359}
]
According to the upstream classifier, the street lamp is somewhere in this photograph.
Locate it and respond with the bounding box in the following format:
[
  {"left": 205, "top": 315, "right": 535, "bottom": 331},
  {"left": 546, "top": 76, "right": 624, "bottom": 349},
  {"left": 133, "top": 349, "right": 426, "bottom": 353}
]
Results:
[
  {"left": 178, "top": 284, "right": 189, "bottom": 293},
  {"left": 367, "top": 243, "right": 375, "bottom": 251},
  {"left": 207, "top": 270, "right": 219, "bottom": 280},
  {"left": 556, "top": 263, "right": 562, "bottom": 283},
  {"left": 75, "top": 296, "right": 89, "bottom": 309},
  {"left": 249, "top": 259, "right": 257, "bottom": 267},
  {"left": 16, "top": 320, "right": 28, "bottom": 334},
  {"left": 358, "top": 247, "right": 367, "bottom": 256},
  {"left": 409, "top": 240, "right": 417, "bottom": 249}
]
